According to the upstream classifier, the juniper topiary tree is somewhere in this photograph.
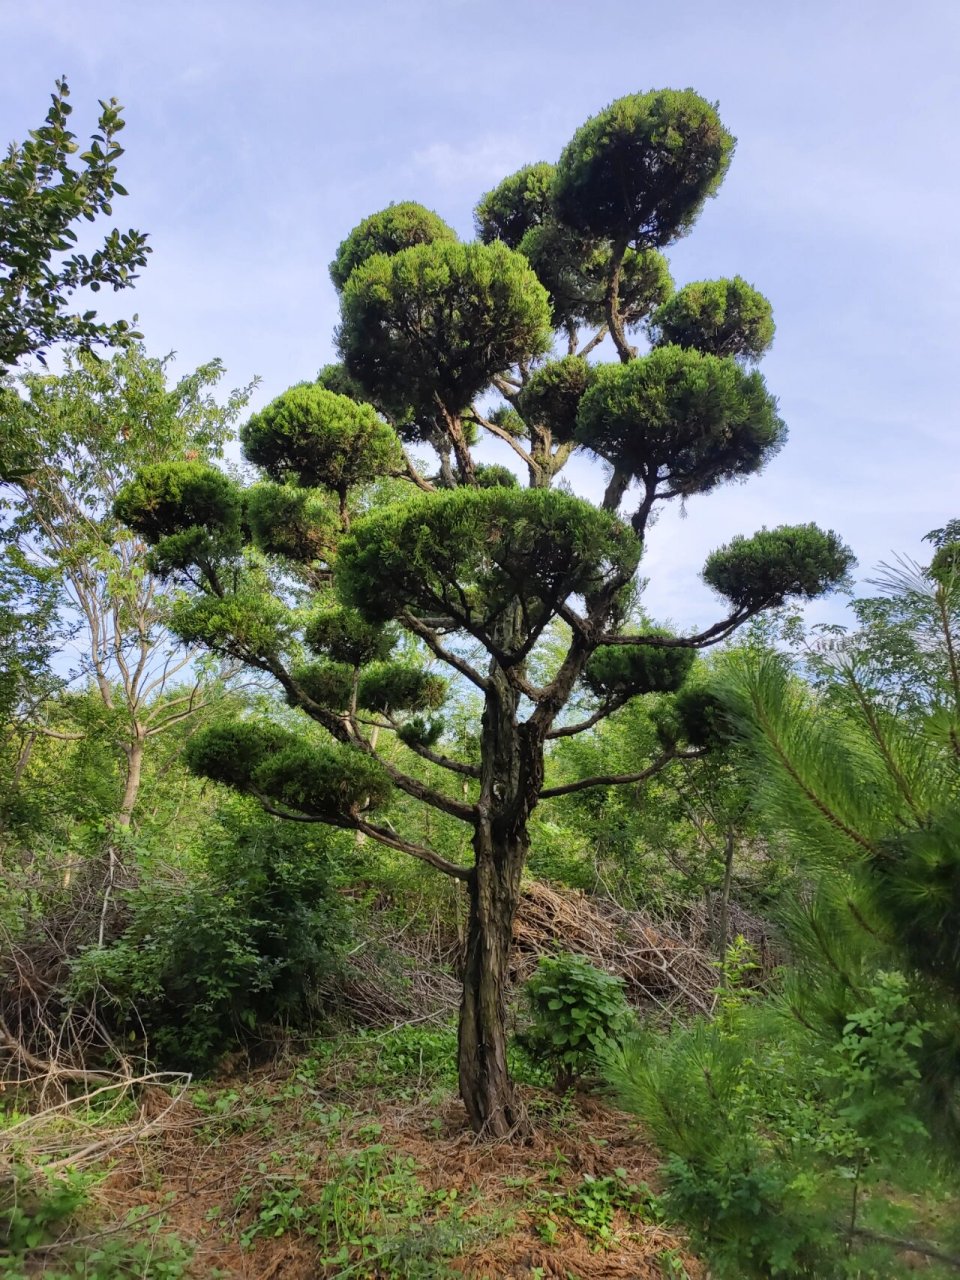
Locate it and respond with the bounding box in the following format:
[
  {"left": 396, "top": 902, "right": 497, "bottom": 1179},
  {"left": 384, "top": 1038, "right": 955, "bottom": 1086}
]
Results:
[{"left": 115, "top": 88, "right": 852, "bottom": 1136}]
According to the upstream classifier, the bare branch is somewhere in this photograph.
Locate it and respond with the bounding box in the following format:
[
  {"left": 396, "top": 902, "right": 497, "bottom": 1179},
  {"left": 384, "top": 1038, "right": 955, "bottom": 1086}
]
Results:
[
  {"left": 545, "top": 695, "right": 632, "bottom": 739},
  {"left": 26, "top": 725, "right": 86, "bottom": 741},
  {"left": 354, "top": 818, "right": 472, "bottom": 880},
  {"left": 395, "top": 448, "right": 436, "bottom": 494},
  {"left": 540, "top": 748, "right": 702, "bottom": 799},
  {"left": 470, "top": 407, "right": 539, "bottom": 476},
  {"left": 577, "top": 324, "right": 608, "bottom": 359},
  {"left": 401, "top": 611, "right": 490, "bottom": 692},
  {"left": 377, "top": 754, "right": 478, "bottom": 823}
]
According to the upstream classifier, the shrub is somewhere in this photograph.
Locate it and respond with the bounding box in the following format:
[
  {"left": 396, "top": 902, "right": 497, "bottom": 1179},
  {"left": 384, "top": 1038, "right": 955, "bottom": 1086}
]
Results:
[
  {"left": 518, "top": 953, "right": 635, "bottom": 1089},
  {"left": 604, "top": 980, "right": 944, "bottom": 1279},
  {"left": 68, "top": 800, "right": 344, "bottom": 1072}
]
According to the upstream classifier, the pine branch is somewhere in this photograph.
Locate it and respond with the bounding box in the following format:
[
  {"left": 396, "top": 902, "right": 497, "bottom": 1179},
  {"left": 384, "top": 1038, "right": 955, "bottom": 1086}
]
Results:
[
  {"left": 353, "top": 818, "right": 471, "bottom": 880},
  {"left": 599, "top": 607, "right": 756, "bottom": 649},
  {"left": 470, "top": 407, "right": 540, "bottom": 477},
  {"left": 545, "top": 695, "right": 632, "bottom": 739},
  {"left": 540, "top": 748, "right": 702, "bottom": 799},
  {"left": 400, "top": 611, "right": 490, "bottom": 692},
  {"left": 384, "top": 714, "right": 480, "bottom": 778}
]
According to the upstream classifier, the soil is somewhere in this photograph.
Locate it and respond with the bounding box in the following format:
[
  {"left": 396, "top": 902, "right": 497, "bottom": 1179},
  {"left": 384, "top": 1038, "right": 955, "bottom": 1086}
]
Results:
[{"left": 90, "top": 1058, "right": 702, "bottom": 1280}]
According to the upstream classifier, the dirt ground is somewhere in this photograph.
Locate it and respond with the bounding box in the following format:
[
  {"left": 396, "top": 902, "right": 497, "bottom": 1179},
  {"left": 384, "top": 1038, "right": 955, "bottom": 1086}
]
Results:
[{"left": 91, "top": 1060, "right": 702, "bottom": 1280}]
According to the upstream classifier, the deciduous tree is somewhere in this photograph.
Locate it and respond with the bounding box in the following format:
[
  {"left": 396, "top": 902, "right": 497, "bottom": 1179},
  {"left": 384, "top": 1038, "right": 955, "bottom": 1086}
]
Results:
[
  {"left": 3, "top": 346, "right": 250, "bottom": 937},
  {"left": 0, "top": 77, "right": 150, "bottom": 373}
]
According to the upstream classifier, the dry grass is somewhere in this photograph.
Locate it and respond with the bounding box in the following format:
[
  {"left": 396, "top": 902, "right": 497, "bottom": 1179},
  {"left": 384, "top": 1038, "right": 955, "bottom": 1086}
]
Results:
[
  {"left": 0, "top": 878, "right": 741, "bottom": 1277},
  {"left": 83, "top": 1058, "right": 703, "bottom": 1279}
]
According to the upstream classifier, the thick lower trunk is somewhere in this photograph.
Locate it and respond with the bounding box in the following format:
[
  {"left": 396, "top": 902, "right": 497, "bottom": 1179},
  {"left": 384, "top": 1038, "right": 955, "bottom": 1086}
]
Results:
[
  {"left": 458, "top": 852, "right": 523, "bottom": 1136},
  {"left": 457, "top": 606, "right": 539, "bottom": 1136}
]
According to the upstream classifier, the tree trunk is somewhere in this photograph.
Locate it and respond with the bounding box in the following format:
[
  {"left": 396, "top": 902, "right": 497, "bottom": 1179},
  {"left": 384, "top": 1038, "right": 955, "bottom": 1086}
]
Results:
[
  {"left": 457, "top": 617, "right": 539, "bottom": 1136},
  {"left": 98, "top": 732, "right": 145, "bottom": 947},
  {"left": 117, "top": 733, "right": 145, "bottom": 829},
  {"left": 458, "top": 853, "right": 523, "bottom": 1135}
]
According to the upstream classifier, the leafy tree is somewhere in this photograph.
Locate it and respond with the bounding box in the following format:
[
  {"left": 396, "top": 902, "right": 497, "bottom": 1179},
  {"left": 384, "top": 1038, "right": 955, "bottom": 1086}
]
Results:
[
  {"left": 0, "top": 77, "right": 150, "bottom": 372},
  {"left": 115, "top": 87, "right": 851, "bottom": 1135},
  {"left": 2, "top": 347, "right": 250, "bottom": 937}
]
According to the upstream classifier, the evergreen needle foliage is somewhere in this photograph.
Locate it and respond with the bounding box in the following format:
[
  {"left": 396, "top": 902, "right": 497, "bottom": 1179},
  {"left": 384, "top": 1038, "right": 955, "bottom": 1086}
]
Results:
[{"left": 114, "top": 86, "right": 851, "bottom": 1136}]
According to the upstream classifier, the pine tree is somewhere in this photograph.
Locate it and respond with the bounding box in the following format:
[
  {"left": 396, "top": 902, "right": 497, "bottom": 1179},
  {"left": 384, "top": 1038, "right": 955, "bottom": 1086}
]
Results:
[
  {"left": 115, "top": 88, "right": 851, "bottom": 1135},
  {"left": 717, "top": 538, "right": 960, "bottom": 1131}
]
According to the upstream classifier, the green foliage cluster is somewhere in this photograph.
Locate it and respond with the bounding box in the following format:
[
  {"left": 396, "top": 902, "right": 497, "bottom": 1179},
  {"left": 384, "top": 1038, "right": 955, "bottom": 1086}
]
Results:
[
  {"left": 606, "top": 971, "right": 951, "bottom": 1279},
  {"left": 304, "top": 607, "right": 396, "bottom": 665},
  {"left": 576, "top": 345, "right": 785, "bottom": 496},
  {"left": 518, "top": 355, "right": 595, "bottom": 444},
  {"left": 474, "top": 161, "right": 554, "bottom": 247},
  {"left": 552, "top": 89, "right": 735, "bottom": 246},
  {"left": 67, "top": 800, "right": 343, "bottom": 1071},
  {"left": 0, "top": 1166, "right": 195, "bottom": 1278},
  {"left": 0, "top": 78, "right": 150, "bottom": 369},
  {"left": 703, "top": 523, "right": 854, "bottom": 610},
  {"left": 241, "top": 383, "right": 401, "bottom": 493},
  {"left": 185, "top": 720, "right": 393, "bottom": 821},
  {"left": 336, "top": 486, "right": 640, "bottom": 634},
  {"left": 328, "top": 201, "right": 457, "bottom": 291},
  {"left": 583, "top": 634, "right": 695, "bottom": 698},
  {"left": 113, "top": 458, "right": 243, "bottom": 572},
  {"left": 536, "top": 1171, "right": 660, "bottom": 1249},
  {"left": 337, "top": 239, "right": 553, "bottom": 419},
  {"left": 519, "top": 953, "right": 635, "bottom": 1088},
  {"left": 651, "top": 276, "right": 775, "bottom": 361},
  {"left": 245, "top": 481, "right": 336, "bottom": 562},
  {"left": 170, "top": 582, "right": 295, "bottom": 660}
]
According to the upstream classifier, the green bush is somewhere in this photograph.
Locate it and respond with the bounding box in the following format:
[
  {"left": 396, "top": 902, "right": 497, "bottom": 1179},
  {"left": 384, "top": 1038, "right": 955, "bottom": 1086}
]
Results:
[
  {"left": 604, "top": 978, "right": 948, "bottom": 1279},
  {"left": 68, "top": 800, "right": 344, "bottom": 1073},
  {"left": 518, "top": 953, "right": 635, "bottom": 1089}
]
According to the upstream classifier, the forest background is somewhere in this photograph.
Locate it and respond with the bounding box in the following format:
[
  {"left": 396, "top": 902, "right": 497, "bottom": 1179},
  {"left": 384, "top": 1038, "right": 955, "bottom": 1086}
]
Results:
[{"left": 1, "top": 3, "right": 959, "bottom": 1279}]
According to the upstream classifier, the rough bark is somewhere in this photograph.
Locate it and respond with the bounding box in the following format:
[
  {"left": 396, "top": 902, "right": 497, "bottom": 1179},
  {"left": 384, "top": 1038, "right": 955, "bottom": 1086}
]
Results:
[
  {"left": 458, "top": 614, "right": 541, "bottom": 1135},
  {"left": 458, "top": 855, "right": 523, "bottom": 1135},
  {"left": 605, "top": 236, "right": 637, "bottom": 363}
]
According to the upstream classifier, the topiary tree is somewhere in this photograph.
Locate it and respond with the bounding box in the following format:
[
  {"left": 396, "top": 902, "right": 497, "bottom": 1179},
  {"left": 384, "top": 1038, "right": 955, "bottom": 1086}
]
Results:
[{"left": 115, "top": 87, "right": 852, "bottom": 1136}]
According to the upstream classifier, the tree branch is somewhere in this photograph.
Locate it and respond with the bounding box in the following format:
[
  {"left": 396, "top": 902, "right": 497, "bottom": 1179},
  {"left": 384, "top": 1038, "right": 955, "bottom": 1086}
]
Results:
[
  {"left": 396, "top": 447, "right": 436, "bottom": 494},
  {"left": 605, "top": 236, "right": 637, "bottom": 363},
  {"left": 577, "top": 324, "right": 608, "bottom": 359},
  {"left": 386, "top": 715, "right": 480, "bottom": 778},
  {"left": 470, "top": 408, "right": 540, "bottom": 477},
  {"left": 598, "top": 609, "right": 755, "bottom": 649},
  {"left": 400, "top": 611, "right": 490, "bottom": 692},
  {"left": 545, "top": 695, "right": 632, "bottom": 739},
  {"left": 376, "top": 754, "right": 478, "bottom": 823},
  {"left": 27, "top": 724, "right": 86, "bottom": 741},
  {"left": 540, "top": 749, "right": 702, "bottom": 799},
  {"left": 354, "top": 818, "right": 472, "bottom": 880}
]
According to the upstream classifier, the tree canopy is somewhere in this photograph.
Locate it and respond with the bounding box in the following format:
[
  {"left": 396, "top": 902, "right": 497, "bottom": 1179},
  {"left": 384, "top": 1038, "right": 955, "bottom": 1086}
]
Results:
[{"left": 115, "top": 85, "right": 852, "bottom": 1137}]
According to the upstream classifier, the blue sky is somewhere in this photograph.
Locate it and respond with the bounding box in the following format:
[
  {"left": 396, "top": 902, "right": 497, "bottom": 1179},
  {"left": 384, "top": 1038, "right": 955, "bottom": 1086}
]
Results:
[{"left": 3, "top": 0, "right": 958, "bottom": 632}]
